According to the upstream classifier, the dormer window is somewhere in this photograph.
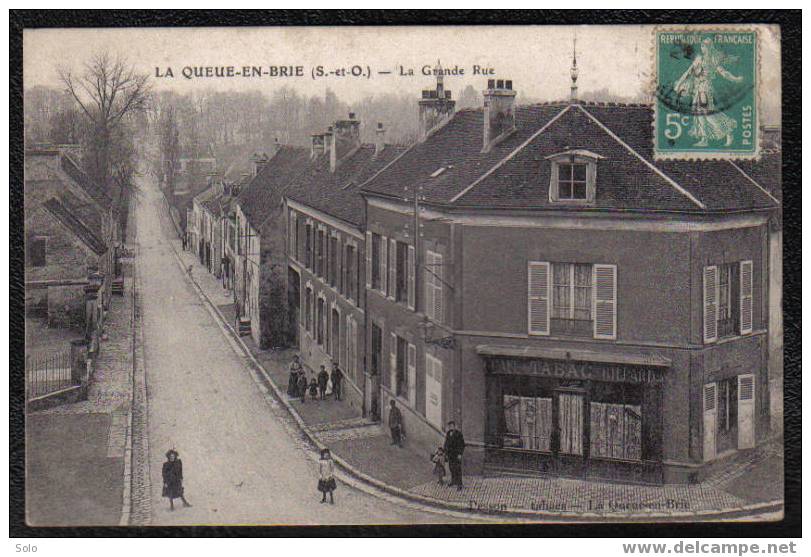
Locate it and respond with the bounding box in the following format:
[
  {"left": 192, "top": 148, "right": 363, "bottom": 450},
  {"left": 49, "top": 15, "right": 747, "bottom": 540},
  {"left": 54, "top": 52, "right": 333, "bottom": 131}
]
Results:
[
  {"left": 558, "top": 163, "right": 588, "bottom": 200},
  {"left": 547, "top": 149, "right": 603, "bottom": 204}
]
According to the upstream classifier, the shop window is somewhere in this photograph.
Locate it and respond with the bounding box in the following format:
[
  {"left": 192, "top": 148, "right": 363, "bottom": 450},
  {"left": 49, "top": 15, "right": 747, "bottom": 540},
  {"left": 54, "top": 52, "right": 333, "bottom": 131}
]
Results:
[
  {"left": 589, "top": 383, "right": 642, "bottom": 461},
  {"left": 503, "top": 395, "right": 552, "bottom": 451}
]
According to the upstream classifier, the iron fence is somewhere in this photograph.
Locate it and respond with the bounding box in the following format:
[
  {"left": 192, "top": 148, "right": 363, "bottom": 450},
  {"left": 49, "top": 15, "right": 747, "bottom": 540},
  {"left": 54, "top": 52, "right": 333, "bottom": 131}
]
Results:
[{"left": 25, "top": 350, "right": 74, "bottom": 399}]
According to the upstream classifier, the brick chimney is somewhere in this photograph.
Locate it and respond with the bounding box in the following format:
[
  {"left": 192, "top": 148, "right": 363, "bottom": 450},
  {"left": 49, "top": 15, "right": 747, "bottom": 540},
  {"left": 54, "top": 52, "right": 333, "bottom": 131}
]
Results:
[
  {"left": 418, "top": 64, "right": 456, "bottom": 142},
  {"left": 330, "top": 112, "right": 361, "bottom": 173},
  {"left": 482, "top": 79, "right": 517, "bottom": 152},
  {"left": 374, "top": 122, "right": 386, "bottom": 158}
]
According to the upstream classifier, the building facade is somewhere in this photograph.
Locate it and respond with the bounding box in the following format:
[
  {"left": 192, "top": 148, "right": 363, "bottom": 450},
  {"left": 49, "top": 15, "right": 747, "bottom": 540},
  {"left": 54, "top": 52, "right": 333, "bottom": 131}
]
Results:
[
  {"left": 285, "top": 114, "right": 403, "bottom": 415},
  {"left": 358, "top": 76, "right": 779, "bottom": 484}
]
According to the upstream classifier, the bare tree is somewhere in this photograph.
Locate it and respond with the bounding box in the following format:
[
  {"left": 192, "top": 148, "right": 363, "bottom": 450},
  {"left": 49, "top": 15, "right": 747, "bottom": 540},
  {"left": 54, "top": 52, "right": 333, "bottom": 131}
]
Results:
[{"left": 58, "top": 52, "right": 151, "bottom": 193}]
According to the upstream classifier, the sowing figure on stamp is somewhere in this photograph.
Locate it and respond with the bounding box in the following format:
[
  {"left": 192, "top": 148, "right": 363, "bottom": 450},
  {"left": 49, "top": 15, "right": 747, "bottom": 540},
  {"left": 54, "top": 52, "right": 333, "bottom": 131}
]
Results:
[{"left": 674, "top": 38, "right": 744, "bottom": 147}]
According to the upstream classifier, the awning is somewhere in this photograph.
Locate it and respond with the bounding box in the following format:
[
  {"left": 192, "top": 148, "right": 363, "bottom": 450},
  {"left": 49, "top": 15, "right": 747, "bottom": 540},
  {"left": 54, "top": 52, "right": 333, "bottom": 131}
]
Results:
[{"left": 477, "top": 344, "right": 671, "bottom": 368}]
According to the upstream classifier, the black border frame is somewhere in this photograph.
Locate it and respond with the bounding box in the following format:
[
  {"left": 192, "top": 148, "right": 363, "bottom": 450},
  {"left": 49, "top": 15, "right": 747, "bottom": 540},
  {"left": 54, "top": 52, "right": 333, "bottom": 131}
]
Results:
[{"left": 9, "top": 9, "right": 801, "bottom": 538}]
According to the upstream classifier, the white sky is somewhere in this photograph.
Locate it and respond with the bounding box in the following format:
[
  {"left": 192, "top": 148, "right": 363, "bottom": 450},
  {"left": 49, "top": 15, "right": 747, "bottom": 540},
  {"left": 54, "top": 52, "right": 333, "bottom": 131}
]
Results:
[{"left": 24, "top": 25, "right": 781, "bottom": 123}]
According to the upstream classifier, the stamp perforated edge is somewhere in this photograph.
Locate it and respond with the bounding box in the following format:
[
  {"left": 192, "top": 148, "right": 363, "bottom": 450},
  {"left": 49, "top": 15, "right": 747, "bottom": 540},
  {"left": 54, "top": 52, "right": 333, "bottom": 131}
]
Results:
[{"left": 651, "top": 24, "right": 763, "bottom": 161}]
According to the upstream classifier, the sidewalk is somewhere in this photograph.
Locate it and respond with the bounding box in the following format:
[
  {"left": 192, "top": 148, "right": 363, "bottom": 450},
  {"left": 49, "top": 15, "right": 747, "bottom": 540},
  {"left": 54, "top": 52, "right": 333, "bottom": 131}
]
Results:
[
  {"left": 26, "top": 259, "right": 135, "bottom": 526},
  {"left": 171, "top": 231, "right": 783, "bottom": 520}
]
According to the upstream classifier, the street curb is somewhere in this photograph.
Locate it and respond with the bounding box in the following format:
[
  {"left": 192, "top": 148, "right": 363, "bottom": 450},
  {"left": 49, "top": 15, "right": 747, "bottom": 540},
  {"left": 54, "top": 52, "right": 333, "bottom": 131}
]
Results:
[
  {"left": 119, "top": 229, "right": 138, "bottom": 526},
  {"left": 158, "top": 196, "right": 784, "bottom": 522}
]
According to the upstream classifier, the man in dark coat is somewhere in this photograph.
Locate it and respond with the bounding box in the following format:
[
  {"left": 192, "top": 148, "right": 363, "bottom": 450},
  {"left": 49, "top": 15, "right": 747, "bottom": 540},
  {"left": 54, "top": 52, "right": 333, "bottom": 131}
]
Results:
[
  {"left": 388, "top": 400, "right": 403, "bottom": 447},
  {"left": 330, "top": 362, "right": 343, "bottom": 401},
  {"left": 317, "top": 365, "right": 329, "bottom": 400},
  {"left": 443, "top": 421, "right": 466, "bottom": 490},
  {"left": 162, "top": 449, "right": 192, "bottom": 510}
]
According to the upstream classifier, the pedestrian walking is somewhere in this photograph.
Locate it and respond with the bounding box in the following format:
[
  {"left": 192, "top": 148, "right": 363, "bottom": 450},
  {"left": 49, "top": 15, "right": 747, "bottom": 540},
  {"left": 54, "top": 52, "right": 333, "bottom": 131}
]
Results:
[
  {"left": 317, "top": 365, "right": 329, "bottom": 400},
  {"left": 388, "top": 400, "right": 403, "bottom": 447},
  {"left": 288, "top": 355, "right": 302, "bottom": 397},
  {"left": 317, "top": 449, "right": 336, "bottom": 504},
  {"left": 431, "top": 447, "right": 447, "bottom": 485},
  {"left": 443, "top": 421, "right": 466, "bottom": 490},
  {"left": 308, "top": 376, "right": 319, "bottom": 399},
  {"left": 330, "top": 362, "right": 343, "bottom": 401},
  {"left": 162, "top": 449, "right": 192, "bottom": 511},
  {"left": 297, "top": 371, "right": 309, "bottom": 404}
]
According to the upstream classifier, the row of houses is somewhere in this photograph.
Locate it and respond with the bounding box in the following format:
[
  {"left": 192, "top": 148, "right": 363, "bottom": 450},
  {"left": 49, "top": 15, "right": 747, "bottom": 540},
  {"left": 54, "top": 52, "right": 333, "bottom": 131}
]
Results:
[{"left": 186, "top": 67, "right": 781, "bottom": 485}]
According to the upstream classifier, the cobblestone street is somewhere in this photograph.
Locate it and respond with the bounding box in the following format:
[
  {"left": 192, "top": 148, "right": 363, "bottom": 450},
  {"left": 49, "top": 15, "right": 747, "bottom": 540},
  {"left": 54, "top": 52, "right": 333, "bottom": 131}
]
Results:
[{"left": 135, "top": 175, "right": 471, "bottom": 525}]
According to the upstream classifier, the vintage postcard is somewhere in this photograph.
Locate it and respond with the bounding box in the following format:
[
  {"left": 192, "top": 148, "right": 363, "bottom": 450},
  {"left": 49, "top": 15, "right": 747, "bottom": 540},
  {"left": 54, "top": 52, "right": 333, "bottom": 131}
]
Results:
[{"left": 20, "top": 23, "right": 784, "bottom": 528}]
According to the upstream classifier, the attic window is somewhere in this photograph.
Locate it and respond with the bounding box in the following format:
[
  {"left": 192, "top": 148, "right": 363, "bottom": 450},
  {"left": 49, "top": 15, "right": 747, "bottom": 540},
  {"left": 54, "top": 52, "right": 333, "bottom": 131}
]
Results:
[
  {"left": 546, "top": 149, "right": 603, "bottom": 204},
  {"left": 430, "top": 167, "right": 446, "bottom": 178}
]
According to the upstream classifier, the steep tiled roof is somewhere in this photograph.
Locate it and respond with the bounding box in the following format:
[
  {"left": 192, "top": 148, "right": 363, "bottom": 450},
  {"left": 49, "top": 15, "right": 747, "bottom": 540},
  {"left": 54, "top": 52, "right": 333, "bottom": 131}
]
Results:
[
  {"left": 195, "top": 182, "right": 225, "bottom": 217},
  {"left": 235, "top": 146, "right": 312, "bottom": 228},
  {"left": 360, "top": 102, "right": 780, "bottom": 214},
  {"left": 286, "top": 144, "right": 407, "bottom": 227},
  {"left": 59, "top": 153, "right": 113, "bottom": 211},
  {"left": 42, "top": 197, "right": 107, "bottom": 256}
]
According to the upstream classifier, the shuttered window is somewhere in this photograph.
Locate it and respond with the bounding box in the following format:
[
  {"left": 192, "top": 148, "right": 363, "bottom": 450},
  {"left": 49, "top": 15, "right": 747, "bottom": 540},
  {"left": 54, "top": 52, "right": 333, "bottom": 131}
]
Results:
[
  {"left": 593, "top": 264, "right": 617, "bottom": 340},
  {"left": 407, "top": 245, "right": 416, "bottom": 310},
  {"left": 289, "top": 212, "right": 297, "bottom": 256},
  {"left": 365, "top": 232, "right": 373, "bottom": 288},
  {"left": 425, "top": 250, "right": 444, "bottom": 324},
  {"left": 389, "top": 332, "right": 398, "bottom": 393},
  {"left": 527, "top": 261, "right": 551, "bottom": 335},
  {"left": 380, "top": 235, "right": 388, "bottom": 295},
  {"left": 739, "top": 260, "right": 753, "bottom": 335},
  {"left": 407, "top": 343, "right": 417, "bottom": 407},
  {"left": 389, "top": 238, "right": 397, "bottom": 300},
  {"left": 703, "top": 266, "right": 719, "bottom": 343}
]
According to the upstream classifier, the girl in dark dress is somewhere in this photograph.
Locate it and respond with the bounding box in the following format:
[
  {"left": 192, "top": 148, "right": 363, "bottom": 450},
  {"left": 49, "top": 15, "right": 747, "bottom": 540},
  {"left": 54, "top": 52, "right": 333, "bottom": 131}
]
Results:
[
  {"left": 317, "top": 449, "right": 336, "bottom": 504},
  {"left": 162, "top": 449, "right": 192, "bottom": 511},
  {"left": 288, "top": 355, "right": 302, "bottom": 397}
]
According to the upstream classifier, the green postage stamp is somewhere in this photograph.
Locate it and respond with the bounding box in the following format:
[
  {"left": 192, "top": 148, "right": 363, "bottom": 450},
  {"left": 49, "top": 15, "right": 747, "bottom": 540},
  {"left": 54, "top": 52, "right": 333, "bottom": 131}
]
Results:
[{"left": 654, "top": 29, "right": 759, "bottom": 159}]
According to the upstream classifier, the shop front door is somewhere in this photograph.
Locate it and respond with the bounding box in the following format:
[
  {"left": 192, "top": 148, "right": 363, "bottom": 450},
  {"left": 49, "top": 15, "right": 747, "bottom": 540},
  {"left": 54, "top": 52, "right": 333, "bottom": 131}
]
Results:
[{"left": 556, "top": 390, "right": 586, "bottom": 476}]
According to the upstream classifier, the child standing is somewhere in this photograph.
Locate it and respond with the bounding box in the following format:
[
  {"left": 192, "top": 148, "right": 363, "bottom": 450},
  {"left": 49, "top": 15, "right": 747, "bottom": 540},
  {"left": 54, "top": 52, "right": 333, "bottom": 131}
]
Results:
[
  {"left": 318, "top": 449, "right": 336, "bottom": 504},
  {"left": 430, "top": 447, "right": 447, "bottom": 485}
]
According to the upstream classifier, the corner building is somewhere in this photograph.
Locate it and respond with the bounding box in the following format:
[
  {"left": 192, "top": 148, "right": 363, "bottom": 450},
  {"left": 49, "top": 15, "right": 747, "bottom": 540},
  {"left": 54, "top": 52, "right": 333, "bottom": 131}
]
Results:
[{"left": 359, "top": 77, "right": 780, "bottom": 484}]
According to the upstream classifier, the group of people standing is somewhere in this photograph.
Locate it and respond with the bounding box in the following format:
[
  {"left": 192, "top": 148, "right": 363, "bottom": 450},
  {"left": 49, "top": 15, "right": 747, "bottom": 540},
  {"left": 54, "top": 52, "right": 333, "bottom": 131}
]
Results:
[
  {"left": 389, "top": 400, "right": 466, "bottom": 490},
  {"left": 287, "top": 354, "right": 343, "bottom": 404}
]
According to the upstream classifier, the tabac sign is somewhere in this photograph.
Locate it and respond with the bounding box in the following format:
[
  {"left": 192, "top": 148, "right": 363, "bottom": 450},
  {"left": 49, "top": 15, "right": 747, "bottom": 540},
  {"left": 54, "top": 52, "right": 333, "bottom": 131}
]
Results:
[{"left": 486, "top": 357, "right": 666, "bottom": 384}]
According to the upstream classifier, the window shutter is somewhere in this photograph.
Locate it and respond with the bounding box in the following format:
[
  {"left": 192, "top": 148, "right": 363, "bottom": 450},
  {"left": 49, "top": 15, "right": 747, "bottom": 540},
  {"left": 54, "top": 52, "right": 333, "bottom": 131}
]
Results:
[
  {"left": 345, "top": 315, "right": 352, "bottom": 376},
  {"left": 407, "top": 343, "right": 417, "bottom": 406},
  {"left": 593, "top": 264, "right": 617, "bottom": 340},
  {"left": 703, "top": 266, "right": 718, "bottom": 343},
  {"left": 352, "top": 319, "right": 358, "bottom": 379},
  {"left": 739, "top": 260, "right": 753, "bottom": 335},
  {"left": 389, "top": 238, "right": 397, "bottom": 300},
  {"left": 389, "top": 332, "right": 398, "bottom": 394},
  {"left": 737, "top": 374, "right": 755, "bottom": 449},
  {"left": 703, "top": 382, "right": 717, "bottom": 462},
  {"left": 407, "top": 244, "right": 416, "bottom": 310},
  {"left": 289, "top": 212, "right": 296, "bottom": 255},
  {"left": 527, "top": 261, "right": 551, "bottom": 335},
  {"left": 365, "top": 232, "right": 372, "bottom": 289},
  {"left": 424, "top": 250, "right": 435, "bottom": 319},
  {"left": 433, "top": 252, "right": 443, "bottom": 324},
  {"left": 380, "top": 235, "right": 388, "bottom": 295}
]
